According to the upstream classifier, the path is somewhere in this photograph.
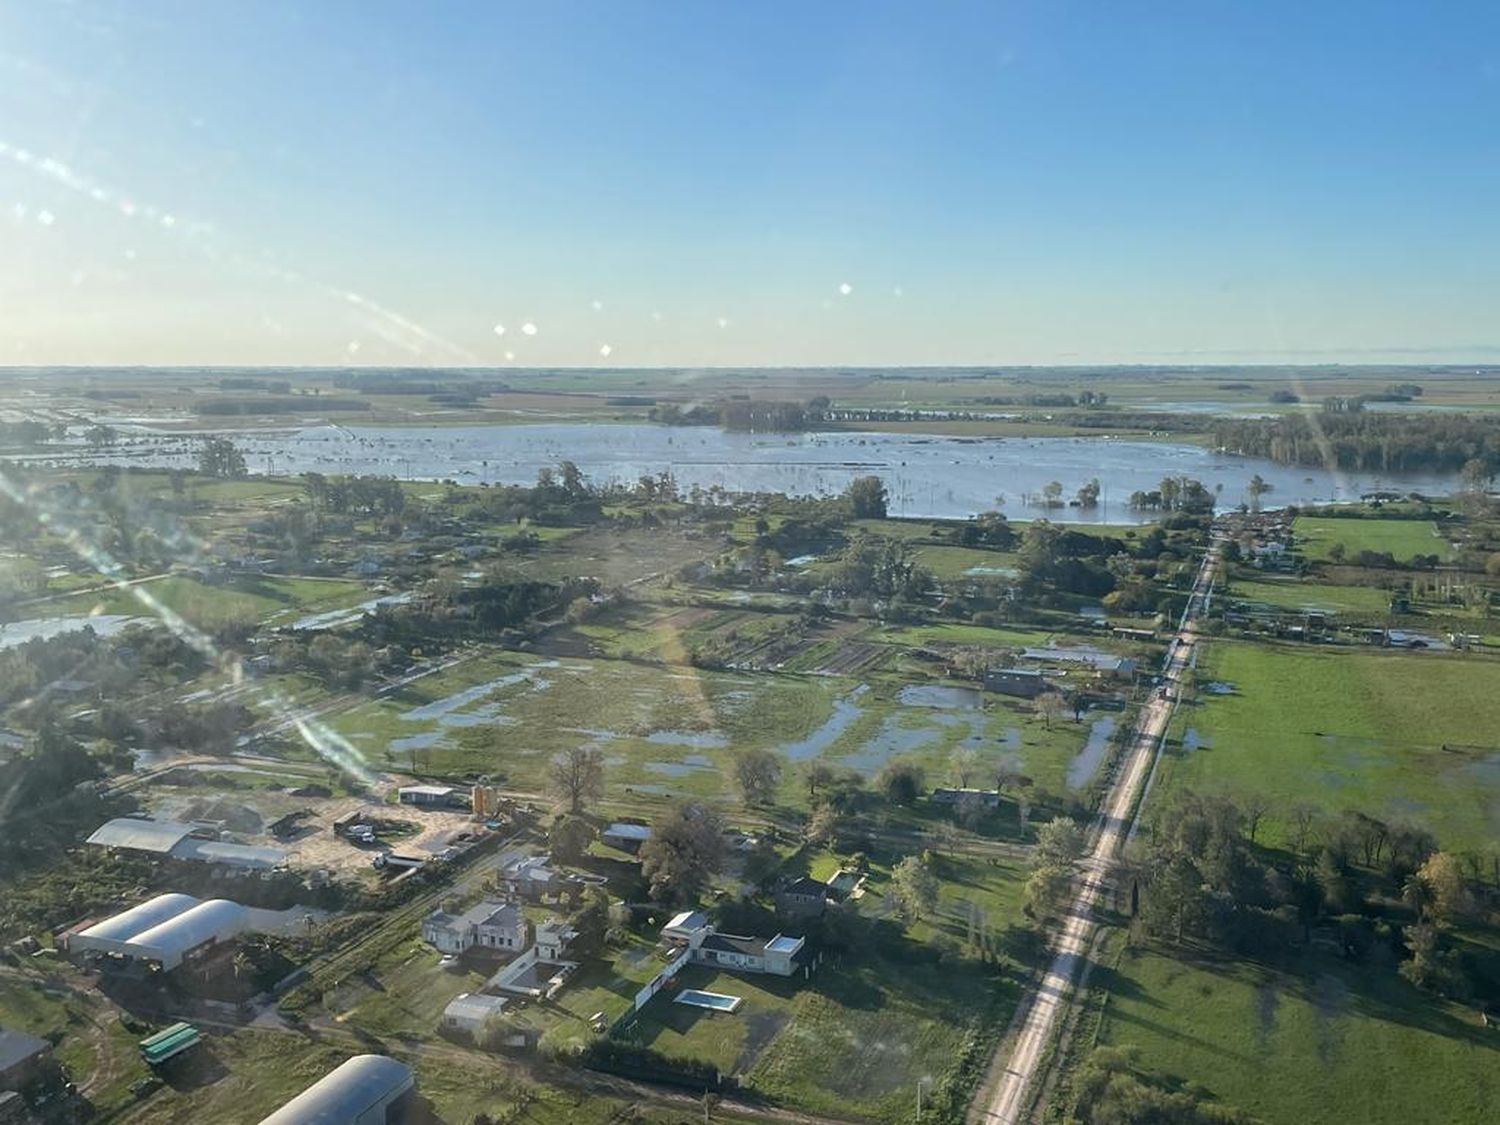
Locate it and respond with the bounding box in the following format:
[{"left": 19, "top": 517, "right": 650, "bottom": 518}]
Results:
[{"left": 975, "top": 534, "right": 1220, "bottom": 1124}]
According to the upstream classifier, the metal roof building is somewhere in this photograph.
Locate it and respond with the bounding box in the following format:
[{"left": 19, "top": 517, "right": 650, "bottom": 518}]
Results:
[
  {"left": 126, "top": 899, "right": 250, "bottom": 971},
  {"left": 86, "top": 817, "right": 288, "bottom": 871},
  {"left": 86, "top": 818, "right": 194, "bottom": 854},
  {"left": 257, "top": 1054, "right": 414, "bottom": 1125},
  {"left": 69, "top": 893, "right": 202, "bottom": 958}
]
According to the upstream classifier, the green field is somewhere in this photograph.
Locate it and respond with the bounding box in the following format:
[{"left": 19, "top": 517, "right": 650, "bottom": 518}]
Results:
[
  {"left": 1227, "top": 575, "right": 1396, "bottom": 617},
  {"left": 1165, "top": 640, "right": 1500, "bottom": 851},
  {"left": 44, "top": 574, "right": 371, "bottom": 630},
  {"left": 1093, "top": 944, "right": 1500, "bottom": 1125},
  {"left": 1295, "top": 516, "right": 1457, "bottom": 562}
]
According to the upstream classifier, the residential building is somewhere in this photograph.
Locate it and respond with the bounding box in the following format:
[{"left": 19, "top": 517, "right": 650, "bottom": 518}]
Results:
[
  {"left": 0, "top": 1029, "right": 50, "bottom": 1092},
  {"left": 421, "top": 900, "right": 528, "bottom": 955},
  {"left": 983, "top": 667, "right": 1046, "bottom": 698},
  {"left": 775, "top": 876, "right": 831, "bottom": 919}
]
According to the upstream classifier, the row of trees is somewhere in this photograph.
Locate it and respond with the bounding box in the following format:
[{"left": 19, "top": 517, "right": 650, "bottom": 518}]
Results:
[{"left": 1211, "top": 412, "right": 1500, "bottom": 474}]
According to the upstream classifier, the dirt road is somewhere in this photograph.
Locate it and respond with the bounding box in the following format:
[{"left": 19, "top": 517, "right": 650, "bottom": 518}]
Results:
[{"left": 976, "top": 536, "right": 1220, "bottom": 1124}]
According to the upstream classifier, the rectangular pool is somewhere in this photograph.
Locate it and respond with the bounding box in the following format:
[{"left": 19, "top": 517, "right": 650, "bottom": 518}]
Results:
[{"left": 674, "top": 989, "right": 743, "bottom": 1013}]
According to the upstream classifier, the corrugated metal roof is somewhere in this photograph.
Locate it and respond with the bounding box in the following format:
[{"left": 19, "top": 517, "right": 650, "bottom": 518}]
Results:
[
  {"left": 86, "top": 818, "right": 194, "bottom": 854},
  {"left": 126, "top": 899, "right": 249, "bottom": 967},
  {"left": 172, "top": 838, "right": 288, "bottom": 870},
  {"left": 76, "top": 894, "right": 201, "bottom": 945},
  {"left": 0, "top": 1029, "right": 49, "bottom": 1074},
  {"left": 256, "top": 1055, "right": 414, "bottom": 1125},
  {"left": 443, "top": 992, "right": 507, "bottom": 1022}
]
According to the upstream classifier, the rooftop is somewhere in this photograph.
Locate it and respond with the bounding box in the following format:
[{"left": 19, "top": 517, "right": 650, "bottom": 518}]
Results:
[
  {"left": 86, "top": 817, "right": 194, "bottom": 854},
  {"left": 444, "top": 992, "right": 508, "bottom": 1021},
  {"left": 0, "top": 1028, "right": 49, "bottom": 1074},
  {"left": 603, "top": 822, "right": 652, "bottom": 840},
  {"left": 256, "top": 1055, "right": 414, "bottom": 1125}
]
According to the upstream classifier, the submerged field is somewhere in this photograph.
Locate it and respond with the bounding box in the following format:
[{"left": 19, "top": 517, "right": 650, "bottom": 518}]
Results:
[
  {"left": 1165, "top": 640, "right": 1500, "bottom": 851},
  {"left": 328, "top": 642, "right": 1114, "bottom": 806}
]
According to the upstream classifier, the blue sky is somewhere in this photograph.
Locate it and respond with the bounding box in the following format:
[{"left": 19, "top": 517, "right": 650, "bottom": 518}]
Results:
[{"left": 1, "top": 1, "right": 1497, "bottom": 367}]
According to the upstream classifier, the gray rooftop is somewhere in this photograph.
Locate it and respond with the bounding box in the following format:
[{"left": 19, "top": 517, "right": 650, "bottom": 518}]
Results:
[
  {"left": 0, "top": 1028, "right": 50, "bottom": 1074},
  {"left": 86, "top": 817, "right": 194, "bottom": 854},
  {"left": 256, "top": 1054, "right": 413, "bottom": 1125}
]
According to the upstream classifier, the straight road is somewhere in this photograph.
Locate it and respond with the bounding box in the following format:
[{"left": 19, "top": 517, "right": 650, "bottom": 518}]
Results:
[{"left": 977, "top": 535, "right": 1220, "bottom": 1125}]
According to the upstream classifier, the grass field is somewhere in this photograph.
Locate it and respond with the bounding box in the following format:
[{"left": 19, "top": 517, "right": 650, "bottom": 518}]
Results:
[
  {"left": 1165, "top": 640, "right": 1500, "bottom": 851},
  {"left": 1295, "top": 516, "right": 1457, "bottom": 562},
  {"left": 1092, "top": 943, "right": 1500, "bottom": 1125},
  {"left": 1227, "top": 575, "right": 1396, "bottom": 617},
  {"left": 45, "top": 574, "right": 371, "bottom": 630}
]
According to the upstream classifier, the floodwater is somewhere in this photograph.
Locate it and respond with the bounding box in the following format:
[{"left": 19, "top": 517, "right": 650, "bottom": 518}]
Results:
[
  {"left": 36, "top": 423, "right": 1458, "bottom": 524},
  {"left": 782, "top": 685, "right": 869, "bottom": 761},
  {"left": 1066, "top": 715, "right": 1117, "bottom": 789},
  {"left": 399, "top": 663, "right": 555, "bottom": 725},
  {"left": 644, "top": 729, "right": 730, "bottom": 749},
  {"left": 842, "top": 716, "right": 941, "bottom": 773},
  {"left": 289, "top": 591, "right": 412, "bottom": 631},
  {"left": 0, "top": 613, "right": 149, "bottom": 650},
  {"left": 645, "top": 754, "right": 715, "bottom": 777},
  {"left": 897, "top": 683, "right": 983, "bottom": 709}
]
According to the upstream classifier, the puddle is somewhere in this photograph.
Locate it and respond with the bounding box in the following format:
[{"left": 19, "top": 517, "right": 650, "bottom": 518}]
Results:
[
  {"left": 400, "top": 663, "right": 555, "bottom": 725},
  {"left": 391, "top": 732, "right": 447, "bottom": 754},
  {"left": 1204, "top": 681, "right": 1236, "bottom": 695},
  {"left": 898, "top": 683, "right": 983, "bottom": 709},
  {"left": 0, "top": 614, "right": 150, "bottom": 650},
  {"left": 1182, "top": 727, "right": 1211, "bottom": 752},
  {"left": 645, "top": 755, "right": 715, "bottom": 777},
  {"left": 841, "top": 716, "right": 941, "bottom": 774},
  {"left": 963, "top": 565, "right": 1017, "bottom": 577},
  {"left": 645, "top": 729, "right": 730, "bottom": 749},
  {"left": 785, "top": 555, "right": 818, "bottom": 567},
  {"left": 1463, "top": 752, "right": 1500, "bottom": 786},
  {"left": 1067, "top": 716, "right": 1117, "bottom": 789},
  {"left": 782, "top": 685, "right": 868, "bottom": 761}
]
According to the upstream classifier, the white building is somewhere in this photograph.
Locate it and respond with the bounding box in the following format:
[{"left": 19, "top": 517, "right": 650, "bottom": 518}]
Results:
[
  {"left": 66, "top": 894, "right": 250, "bottom": 972},
  {"left": 441, "top": 992, "right": 509, "bottom": 1038},
  {"left": 421, "top": 900, "right": 528, "bottom": 955},
  {"left": 657, "top": 912, "right": 804, "bottom": 977},
  {"left": 257, "top": 1055, "right": 413, "bottom": 1125}
]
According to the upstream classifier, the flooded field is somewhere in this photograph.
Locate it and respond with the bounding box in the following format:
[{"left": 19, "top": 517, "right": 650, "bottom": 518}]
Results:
[{"left": 30, "top": 423, "right": 1456, "bottom": 523}]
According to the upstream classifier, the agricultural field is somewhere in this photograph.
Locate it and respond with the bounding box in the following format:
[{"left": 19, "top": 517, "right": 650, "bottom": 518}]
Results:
[
  {"left": 1089, "top": 942, "right": 1500, "bottom": 1125},
  {"left": 1165, "top": 640, "right": 1500, "bottom": 852},
  {"left": 1294, "top": 515, "right": 1458, "bottom": 562}
]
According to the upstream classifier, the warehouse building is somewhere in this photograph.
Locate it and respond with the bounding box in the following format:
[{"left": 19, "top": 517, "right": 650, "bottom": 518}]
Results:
[
  {"left": 257, "top": 1054, "right": 414, "bottom": 1125},
  {"left": 86, "top": 817, "right": 288, "bottom": 871},
  {"left": 64, "top": 894, "right": 250, "bottom": 972}
]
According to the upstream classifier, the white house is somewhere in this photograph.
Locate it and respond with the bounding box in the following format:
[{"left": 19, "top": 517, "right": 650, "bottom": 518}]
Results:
[
  {"left": 657, "top": 913, "right": 804, "bottom": 978},
  {"left": 422, "top": 900, "right": 529, "bottom": 955},
  {"left": 535, "top": 918, "right": 578, "bottom": 962}
]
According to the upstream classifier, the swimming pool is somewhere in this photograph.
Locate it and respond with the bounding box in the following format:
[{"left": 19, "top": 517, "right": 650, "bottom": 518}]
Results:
[{"left": 674, "top": 989, "right": 743, "bottom": 1013}]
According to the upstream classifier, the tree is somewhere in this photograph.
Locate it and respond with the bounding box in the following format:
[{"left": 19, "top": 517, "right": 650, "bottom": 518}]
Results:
[
  {"left": 85, "top": 423, "right": 118, "bottom": 449},
  {"left": 548, "top": 746, "right": 604, "bottom": 815},
  {"left": 1034, "top": 818, "right": 1086, "bottom": 867},
  {"left": 802, "top": 760, "right": 836, "bottom": 799},
  {"left": 877, "top": 759, "right": 924, "bottom": 806},
  {"left": 640, "top": 802, "right": 724, "bottom": 904},
  {"left": 805, "top": 802, "right": 841, "bottom": 847},
  {"left": 198, "top": 437, "right": 247, "bottom": 478},
  {"left": 549, "top": 814, "right": 595, "bottom": 865},
  {"left": 1415, "top": 851, "right": 1470, "bottom": 923},
  {"left": 1025, "top": 863, "right": 1074, "bottom": 919},
  {"left": 1076, "top": 478, "right": 1101, "bottom": 509},
  {"left": 949, "top": 746, "right": 979, "bottom": 788},
  {"left": 1247, "top": 473, "right": 1273, "bottom": 512},
  {"left": 1042, "top": 480, "right": 1064, "bottom": 506},
  {"left": 732, "top": 747, "right": 782, "bottom": 805},
  {"left": 1327, "top": 541, "right": 1347, "bottom": 563},
  {"left": 888, "top": 854, "right": 939, "bottom": 923},
  {"left": 844, "top": 475, "right": 888, "bottom": 519},
  {"left": 1036, "top": 690, "right": 1066, "bottom": 731}
]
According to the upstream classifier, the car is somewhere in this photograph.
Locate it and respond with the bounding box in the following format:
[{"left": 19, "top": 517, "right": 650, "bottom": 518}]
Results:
[{"left": 439, "top": 954, "right": 459, "bottom": 969}]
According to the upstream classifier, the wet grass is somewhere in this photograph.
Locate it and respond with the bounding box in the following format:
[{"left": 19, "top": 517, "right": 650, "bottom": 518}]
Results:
[
  {"left": 45, "top": 574, "right": 370, "bottom": 630},
  {"left": 1226, "top": 576, "right": 1395, "bottom": 617},
  {"left": 1162, "top": 640, "right": 1500, "bottom": 851},
  {"left": 1093, "top": 943, "right": 1500, "bottom": 1125}
]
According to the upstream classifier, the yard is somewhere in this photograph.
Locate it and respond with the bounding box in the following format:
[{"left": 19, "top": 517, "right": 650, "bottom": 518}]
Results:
[
  {"left": 1164, "top": 640, "right": 1500, "bottom": 851},
  {"left": 1225, "top": 575, "right": 1396, "bottom": 617},
  {"left": 46, "top": 573, "right": 373, "bottom": 631}
]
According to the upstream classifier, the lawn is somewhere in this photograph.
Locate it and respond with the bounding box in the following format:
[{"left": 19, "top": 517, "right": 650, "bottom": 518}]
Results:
[
  {"left": 1295, "top": 516, "right": 1457, "bottom": 562},
  {"left": 1164, "top": 640, "right": 1500, "bottom": 851},
  {"left": 1092, "top": 944, "right": 1500, "bottom": 1125},
  {"left": 913, "top": 544, "right": 1019, "bottom": 580},
  {"left": 1226, "top": 575, "right": 1395, "bottom": 617}
]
